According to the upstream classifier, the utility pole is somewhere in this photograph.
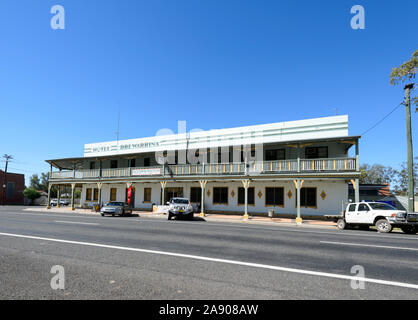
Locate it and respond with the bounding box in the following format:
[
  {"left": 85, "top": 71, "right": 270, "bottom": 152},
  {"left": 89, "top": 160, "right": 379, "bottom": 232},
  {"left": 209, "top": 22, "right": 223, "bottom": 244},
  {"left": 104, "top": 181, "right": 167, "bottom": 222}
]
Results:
[
  {"left": 2, "top": 154, "right": 13, "bottom": 206},
  {"left": 404, "top": 83, "right": 415, "bottom": 212}
]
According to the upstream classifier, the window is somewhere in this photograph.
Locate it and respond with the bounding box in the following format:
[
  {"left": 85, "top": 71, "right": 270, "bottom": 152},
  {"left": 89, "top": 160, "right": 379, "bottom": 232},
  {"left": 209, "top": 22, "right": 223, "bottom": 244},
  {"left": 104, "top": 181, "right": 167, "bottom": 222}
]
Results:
[
  {"left": 129, "top": 159, "right": 136, "bottom": 167},
  {"left": 190, "top": 187, "right": 201, "bottom": 203},
  {"left": 348, "top": 204, "right": 356, "bottom": 212},
  {"left": 238, "top": 187, "right": 255, "bottom": 205},
  {"left": 265, "top": 187, "right": 284, "bottom": 206},
  {"left": 7, "top": 182, "right": 14, "bottom": 198},
  {"left": 110, "top": 160, "right": 118, "bottom": 168},
  {"left": 305, "top": 147, "right": 328, "bottom": 159},
  {"left": 299, "top": 188, "right": 317, "bottom": 207},
  {"left": 90, "top": 162, "right": 96, "bottom": 169},
  {"left": 110, "top": 188, "right": 117, "bottom": 201},
  {"left": 213, "top": 187, "right": 228, "bottom": 204},
  {"left": 86, "top": 188, "right": 92, "bottom": 201},
  {"left": 265, "top": 149, "right": 285, "bottom": 161},
  {"left": 144, "top": 188, "right": 151, "bottom": 202},
  {"left": 144, "top": 158, "right": 150, "bottom": 167},
  {"left": 368, "top": 203, "right": 396, "bottom": 210},
  {"left": 93, "top": 188, "right": 98, "bottom": 201},
  {"left": 358, "top": 203, "right": 369, "bottom": 211}
]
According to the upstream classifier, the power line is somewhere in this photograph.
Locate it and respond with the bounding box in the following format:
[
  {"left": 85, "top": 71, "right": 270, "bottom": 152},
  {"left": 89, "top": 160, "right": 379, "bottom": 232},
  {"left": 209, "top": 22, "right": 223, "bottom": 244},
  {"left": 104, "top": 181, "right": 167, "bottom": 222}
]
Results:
[{"left": 361, "top": 102, "right": 403, "bottom": 136}]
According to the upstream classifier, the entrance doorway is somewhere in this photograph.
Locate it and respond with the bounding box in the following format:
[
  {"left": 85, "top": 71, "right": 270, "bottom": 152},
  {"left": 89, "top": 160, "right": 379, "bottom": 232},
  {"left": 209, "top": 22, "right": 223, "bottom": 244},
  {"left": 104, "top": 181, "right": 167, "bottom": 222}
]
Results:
[{"left": 164, "top": 187, "right": 183, "bottom": 203}]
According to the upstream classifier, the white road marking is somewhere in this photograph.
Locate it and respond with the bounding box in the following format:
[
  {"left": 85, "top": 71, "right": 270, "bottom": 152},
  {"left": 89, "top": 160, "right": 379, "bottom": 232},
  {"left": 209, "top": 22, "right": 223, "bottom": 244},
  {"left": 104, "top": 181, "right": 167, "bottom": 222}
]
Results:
[
  {"left": 321, "top": 241, "right": 418, "bottom": 251},
  {"left": 54, "top": 220, "right": 99, "bottom": 226},
  {"left": 0, "top": 231, "right": 417, "bottom": 290}
]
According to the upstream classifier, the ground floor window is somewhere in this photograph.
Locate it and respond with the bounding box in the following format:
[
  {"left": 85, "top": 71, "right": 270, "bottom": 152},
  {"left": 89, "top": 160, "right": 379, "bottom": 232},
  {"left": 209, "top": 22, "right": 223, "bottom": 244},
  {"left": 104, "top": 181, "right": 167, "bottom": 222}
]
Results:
[
  {"left": 86, "top": 188, "right": 92, "bottom": 201},
  {"left": 110, "top": 188, "right": 117, "bottom": 201},
  {"left": 144, "top": 188, "right": 151, "bottom": 202},
  {"left": 265, "top": 187, "right": 284, "bottom": 206},
  {"left": 213, "top": 187, "right": 228, "bottom": 205},
  {"left": 190, "top": 187, "right": 201, "bottom": 203},
  {"left": 93, "top": 188, "right": 98, "bottom": 201},
  {"left": 298, "top": 187, "right": 317, "bottom": 207},
  {"left": 238, "top": 187, "right": 255, "bottom": 205}
]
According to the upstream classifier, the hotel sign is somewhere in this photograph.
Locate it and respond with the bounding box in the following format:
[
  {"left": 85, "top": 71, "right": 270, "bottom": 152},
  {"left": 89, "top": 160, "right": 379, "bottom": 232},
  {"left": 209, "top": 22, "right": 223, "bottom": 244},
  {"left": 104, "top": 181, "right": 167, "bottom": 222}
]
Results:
[
  {"left": 131, "top": 168, "right": 161, "bottom": 176},
  {"left": 84, "top": 141, "right": 161, "bottom": 156}
]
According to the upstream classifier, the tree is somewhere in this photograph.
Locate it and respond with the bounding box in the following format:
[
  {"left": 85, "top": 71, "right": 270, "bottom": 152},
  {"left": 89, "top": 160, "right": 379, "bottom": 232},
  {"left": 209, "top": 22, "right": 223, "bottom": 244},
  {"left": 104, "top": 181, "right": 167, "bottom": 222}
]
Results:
[
  {"left": 390, "top": 50, "right": 417, "bottom": 211},
  {"left": 393, "top": 157, "right": 418, "bottom": 194},
  {"left": 359, "top": 164, "right": 396, "bottom": 184},
  {"left": 40, "top": 172, "right": 49, "bottom": 192},
  {"left": 74, "top": 189, "right": 81, "bottom": 199},
  {"left": 23, "top": 188, "right": 41, "bottom": 204},
  {"left": 29, "top": 174, "right": 41, "bottom": 190},
  {"left": 390, "top": 50, "right": 417, "bottom": 107}
]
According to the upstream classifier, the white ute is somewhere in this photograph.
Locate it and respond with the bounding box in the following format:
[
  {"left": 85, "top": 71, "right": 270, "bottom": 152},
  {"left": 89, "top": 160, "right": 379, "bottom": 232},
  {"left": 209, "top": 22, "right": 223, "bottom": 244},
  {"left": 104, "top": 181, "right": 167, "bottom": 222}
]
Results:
[{"left": 337, "top": 202, "right": 418, "bottom": 234}]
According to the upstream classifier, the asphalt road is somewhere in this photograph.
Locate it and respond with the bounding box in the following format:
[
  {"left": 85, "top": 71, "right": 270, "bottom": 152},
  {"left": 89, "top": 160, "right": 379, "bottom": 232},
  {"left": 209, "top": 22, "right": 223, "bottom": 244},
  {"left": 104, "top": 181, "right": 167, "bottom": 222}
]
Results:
[{"left": 0, "top": 206, "right": 417, "bottom": 300}]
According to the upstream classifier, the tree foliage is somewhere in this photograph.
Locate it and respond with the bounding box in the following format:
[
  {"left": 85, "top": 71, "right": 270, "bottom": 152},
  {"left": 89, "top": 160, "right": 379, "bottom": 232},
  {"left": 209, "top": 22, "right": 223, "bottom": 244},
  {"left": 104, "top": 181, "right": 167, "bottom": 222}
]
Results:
[
  {"left": 390, "top": 50, "right": 417, "bottom": 85},
  {"left": 390, "top": 50, "right": 417, "bottom": 106},
  {"left": 360, "top": 159, "right": 417, "bottom": 194},
  {"left": 394, "top": 156, "right": 418, "bottom": 194},
  {"left": 29, "top": 174, "right": 41, "bottom": 190},
  {"left": 359, "top": 164, "right": 396, "bottom": 184},
  {"left": 23, "top": 188, "right": 41, "bottom": 201}
]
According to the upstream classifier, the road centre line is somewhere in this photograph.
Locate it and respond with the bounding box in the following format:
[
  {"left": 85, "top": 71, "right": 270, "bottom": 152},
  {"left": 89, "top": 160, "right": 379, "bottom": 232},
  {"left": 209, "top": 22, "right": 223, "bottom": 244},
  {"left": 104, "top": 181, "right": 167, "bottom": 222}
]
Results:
[
  {"left": 0, "top": 231, "right": 417, "bottom": 290},
  {"left": 320, "top": 241, "right": 418, "bottom": 251},
  {"left": 54, "top": 220, "right": 99, "bottom": 226}
]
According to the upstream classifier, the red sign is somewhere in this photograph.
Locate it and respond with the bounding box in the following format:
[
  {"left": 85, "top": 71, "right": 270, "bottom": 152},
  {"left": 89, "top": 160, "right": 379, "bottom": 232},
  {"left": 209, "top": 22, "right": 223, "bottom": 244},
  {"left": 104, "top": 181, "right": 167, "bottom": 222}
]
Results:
[{"left": 127, "top": 186, "right": 132, "bottom": 204}]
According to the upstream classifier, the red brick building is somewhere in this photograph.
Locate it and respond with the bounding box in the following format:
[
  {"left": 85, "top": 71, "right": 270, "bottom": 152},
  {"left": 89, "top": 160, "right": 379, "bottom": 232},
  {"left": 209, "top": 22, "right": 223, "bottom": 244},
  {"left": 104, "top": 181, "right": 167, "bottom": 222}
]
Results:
[{"left": 0, "top": 170, "right": 25, "bottom": 205}]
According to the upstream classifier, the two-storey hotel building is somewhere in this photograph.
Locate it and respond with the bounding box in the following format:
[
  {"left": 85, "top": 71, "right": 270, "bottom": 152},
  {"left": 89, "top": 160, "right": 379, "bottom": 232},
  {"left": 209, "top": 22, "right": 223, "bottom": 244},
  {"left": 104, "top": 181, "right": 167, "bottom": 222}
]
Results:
[{"left": 46, "top": 115, "right": 361, "bottom": 222}]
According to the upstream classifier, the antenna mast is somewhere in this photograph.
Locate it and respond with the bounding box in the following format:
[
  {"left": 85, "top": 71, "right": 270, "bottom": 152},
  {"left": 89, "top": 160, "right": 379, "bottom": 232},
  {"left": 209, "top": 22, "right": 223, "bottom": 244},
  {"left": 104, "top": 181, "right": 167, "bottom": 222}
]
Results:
[{"left": 116, "top": 106, "right": 120, "bottom": 144}]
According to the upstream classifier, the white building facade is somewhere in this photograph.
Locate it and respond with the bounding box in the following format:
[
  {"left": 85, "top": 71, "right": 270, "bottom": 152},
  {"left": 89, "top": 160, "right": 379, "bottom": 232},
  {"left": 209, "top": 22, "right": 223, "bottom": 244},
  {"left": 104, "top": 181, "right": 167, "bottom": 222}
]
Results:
[{"left": 46, "top": 115, "right": 361, "bottom": 220}]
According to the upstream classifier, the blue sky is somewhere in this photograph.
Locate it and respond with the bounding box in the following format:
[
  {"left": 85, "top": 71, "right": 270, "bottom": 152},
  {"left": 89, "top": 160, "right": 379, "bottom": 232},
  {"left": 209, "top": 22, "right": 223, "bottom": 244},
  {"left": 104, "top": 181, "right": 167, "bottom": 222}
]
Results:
[{"left": 0, "top": 0, "right": 416, "bottom": 185}]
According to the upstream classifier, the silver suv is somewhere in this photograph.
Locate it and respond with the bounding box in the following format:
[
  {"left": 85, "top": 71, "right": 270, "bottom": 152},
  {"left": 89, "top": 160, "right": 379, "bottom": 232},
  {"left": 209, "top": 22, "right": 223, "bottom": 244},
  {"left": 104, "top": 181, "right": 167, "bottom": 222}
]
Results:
[{"left": 167, "top": 198, "right": 194, "bottom": 220}]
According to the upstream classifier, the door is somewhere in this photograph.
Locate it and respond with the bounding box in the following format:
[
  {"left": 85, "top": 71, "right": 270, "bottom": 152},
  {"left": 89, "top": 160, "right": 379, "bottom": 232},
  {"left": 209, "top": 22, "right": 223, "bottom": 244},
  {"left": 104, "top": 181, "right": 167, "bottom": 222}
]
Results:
[
  {"left": 356, "top": 203, "right": 370, "bottom": 223},
  {"left": 345, "top": 203, "right": 357, "bottom": 223},
  {"left": 165, "top": 187, "right": 184, "bottom": 203}
]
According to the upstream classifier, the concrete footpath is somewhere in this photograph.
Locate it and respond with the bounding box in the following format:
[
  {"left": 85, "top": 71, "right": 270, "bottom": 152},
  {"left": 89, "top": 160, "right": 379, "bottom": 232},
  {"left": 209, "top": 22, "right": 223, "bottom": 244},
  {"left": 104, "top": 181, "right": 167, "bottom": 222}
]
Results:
[{"left": 23, "top": 206, "right": 337, "bottom": 229}]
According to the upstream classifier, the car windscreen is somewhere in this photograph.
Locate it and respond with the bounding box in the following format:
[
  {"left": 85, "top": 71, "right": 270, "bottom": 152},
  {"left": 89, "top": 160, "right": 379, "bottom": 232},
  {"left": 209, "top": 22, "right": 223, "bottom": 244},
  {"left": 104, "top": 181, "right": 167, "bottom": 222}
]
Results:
[
  {"left": 106, "top": 202, "right": 124, "bottom": 206},
  {"left": 172, "top": 199, "right": 189, "bottom": 204},
  {"left": 368, "top": 203, "right": 396, "bottom": 210}
]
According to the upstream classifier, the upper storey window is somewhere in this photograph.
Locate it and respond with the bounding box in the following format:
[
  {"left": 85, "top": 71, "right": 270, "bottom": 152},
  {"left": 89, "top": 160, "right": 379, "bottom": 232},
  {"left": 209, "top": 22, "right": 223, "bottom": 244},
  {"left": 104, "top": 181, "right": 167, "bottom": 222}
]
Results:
[
  {"left": 265, "top": 149, "right": 285, "bottom": 161},
  {"left": 110, "top": 160, "right": 118, "bottom": 168},
  {"left": 305, "top": 147, "right": 328, "bottom": 159}
]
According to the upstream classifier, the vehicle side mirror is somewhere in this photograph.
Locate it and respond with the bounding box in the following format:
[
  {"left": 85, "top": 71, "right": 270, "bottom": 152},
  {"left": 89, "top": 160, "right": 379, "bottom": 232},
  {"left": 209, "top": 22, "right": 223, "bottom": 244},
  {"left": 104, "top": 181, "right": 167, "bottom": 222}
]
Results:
[{"left": 166, "top": 202, "right": 170, "bottom": 205}]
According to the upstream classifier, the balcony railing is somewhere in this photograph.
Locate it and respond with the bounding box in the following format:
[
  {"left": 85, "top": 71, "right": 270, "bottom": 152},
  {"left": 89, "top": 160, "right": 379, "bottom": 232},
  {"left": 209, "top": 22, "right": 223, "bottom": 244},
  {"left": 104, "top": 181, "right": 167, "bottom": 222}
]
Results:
[{"left": 49, "top": 158, "right": 357, "bottom": 180}]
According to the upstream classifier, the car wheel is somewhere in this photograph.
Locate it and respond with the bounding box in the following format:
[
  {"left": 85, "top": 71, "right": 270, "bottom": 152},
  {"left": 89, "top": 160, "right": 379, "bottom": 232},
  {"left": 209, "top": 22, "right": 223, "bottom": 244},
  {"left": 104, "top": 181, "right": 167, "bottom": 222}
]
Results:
[
  {"left": 337, "top": 219, "right": 346, "bottom": 230},
  {"left": 375, "top": 219, "right": 392, "bottom": 233},
  {"left": 188, "top": 213, "right": 194, "bottom": 221},
  {"left": 167, "top": 213, "right": 172, "bottom": 220},
  {"left": 400, "top": 226, "right": 418, "bottom": 234},
  {"left": 101, "top": 213, "right": 105, "bottom": 217}
]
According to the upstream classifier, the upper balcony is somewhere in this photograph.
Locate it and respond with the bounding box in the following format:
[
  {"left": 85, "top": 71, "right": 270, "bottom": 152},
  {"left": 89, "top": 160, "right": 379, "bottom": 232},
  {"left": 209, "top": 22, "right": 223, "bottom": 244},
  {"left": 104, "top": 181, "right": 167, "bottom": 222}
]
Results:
[{"left": 49, "top": 157, "right": 359, "bottom": 181}]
